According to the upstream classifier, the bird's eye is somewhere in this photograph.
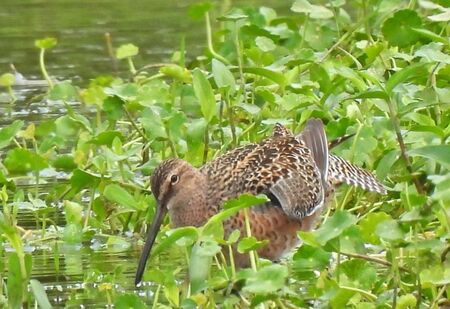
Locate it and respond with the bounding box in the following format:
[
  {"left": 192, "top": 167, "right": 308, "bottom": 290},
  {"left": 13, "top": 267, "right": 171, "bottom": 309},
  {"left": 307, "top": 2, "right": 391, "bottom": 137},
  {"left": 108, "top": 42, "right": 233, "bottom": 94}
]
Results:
[{"left": 170, "top": 174, "right": 179, "bottom": 185}]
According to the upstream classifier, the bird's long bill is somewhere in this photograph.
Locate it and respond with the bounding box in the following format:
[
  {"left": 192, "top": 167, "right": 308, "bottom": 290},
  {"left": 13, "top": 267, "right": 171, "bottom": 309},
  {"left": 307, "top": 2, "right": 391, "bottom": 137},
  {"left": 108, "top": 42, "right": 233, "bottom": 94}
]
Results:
[{"left": 135, "top": 202, "right": 167, "bottom": 285}]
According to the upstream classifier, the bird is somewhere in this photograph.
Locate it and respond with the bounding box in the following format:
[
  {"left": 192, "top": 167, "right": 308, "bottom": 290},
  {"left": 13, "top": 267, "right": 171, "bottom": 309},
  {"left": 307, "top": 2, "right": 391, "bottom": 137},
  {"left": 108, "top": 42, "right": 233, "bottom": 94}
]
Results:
[{"left": 135, "top": 119, "right": 386, "bottom": 284}]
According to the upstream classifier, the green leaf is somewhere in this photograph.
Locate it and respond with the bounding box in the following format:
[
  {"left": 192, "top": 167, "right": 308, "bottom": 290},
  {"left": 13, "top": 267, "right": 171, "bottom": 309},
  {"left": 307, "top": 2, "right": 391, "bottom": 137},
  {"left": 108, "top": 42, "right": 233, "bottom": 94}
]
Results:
[
  {"left": 160, "top": 64, "right": 192, "bottom": 83},
  {"left": 340, "top": 259, "right": 377, "bottom": 290},
  {"left": 217, "top": 8, "right": 248, "bottom": 21},
  {"left": 385, "top": 63, "right": 428, "bottom": 95},
  {"left": 0, "top": 73, "right": 15, "bottom": 87},
  {"left": 241, "top": 67, "right": 286, "bottom": 87},
  {"left": 48, "top": 81, "right": 78, "bottom": 101},
  {"left": 189, "top": 242, "right": 211, "bottom": 294},
  {"left": 192, "top": 68, "right": 216, "bottom": 123},
  {"left": 255, "top": 36, "right": 276, "bottom": 52},
  {"left": 152, "top": 227, "right": 198, "bottom": 257},
  {"left": 420, "top": 265, "right": 450, "bottom": 285},
  {"left": 291, "top": 0, "right": 333, "bottom": 19},
  {"left": 375, "top": 219, "right": 405, "bottom": 242},
  {"left": 397, "top": 294, "right": 417, "bottom": 309},
  {"left": 292, "top": 244, "right": 331, "bottom": 271},
  {"left": 195, "top": 238, "right": 221, "bottom": 256},
  {"left": 69, "top": 169, "right": 101, "bottom": 194},
  {"left": 243, "top": 264, "right": 288, "bottom": 294},
  {"left": 35, "top": 37, "right": 57, "bottom": 49},
  {"left": 236, "top": 102, "right": 261, "bottom": 115},
  {"left": 382, "top": 9, "right": 422, "bottom": 47},
  {"left": 7, "top": 253, "right": 24, "bottom": 309},
  {"left": 314, "top": 210, "right": 357, "bottom": 245},
  {"left": 63, "top": 223, "right": 83, "bottom": 244},
  {"left": 188, "top": 2, "right": 212, "bottom": 20},
  {"left": 212, "top": 59, "right": 236, "bottom": 93},
  {"left": 116, "top": 44, "right": 139, "bottom": 59},
  {"left": 202, "top": 195, "right": 268, "bottom": 235},
  {"left": 0, "top": 120, "right": 24, "bottom": 149},
  {"left": 358, "top": 212, "right": 391, "bottom": 244},
  {"left": 414, "top": 43, "right": 450, "bottom": 63},
  {"left": 30, "top": 279, "right": 52, "bottom": 309},
  {"left": 115, "top": 293, "right": 147, "bottom": 309},
  {"left": 409, "top": 145, "right": 450, "bottom": 168},
  {"left": 105, "top": 83, "right": 138, "bottom": 100},
  {"left": 429, "top": 174, "right": 450, "bottom": 202},
  {"left": 411, "top": 28, "right": 449, "bottom": 45},
  {"left": 237, "top": 236, "right": 268, "bottom": 253},
  {"left": 346, "top": 90, "right": 389, "bottom": 101},
  {"left": 103, "top": 96, "right": 124, "bottom": 120},
  {"left": 4, "top": 148, "right": 48, "bottom": 173},
  {"left": 89, "top": 131, "right": 124, "bottom": 146},
  {"left": 64, "top": 200, "right": 83, "bottom": 224},
  {"left": 103, "top": 184, "right": 143, "bottom": 211},
  {"left": 376, "top": 150, "right": 399, "bottom": 180}
]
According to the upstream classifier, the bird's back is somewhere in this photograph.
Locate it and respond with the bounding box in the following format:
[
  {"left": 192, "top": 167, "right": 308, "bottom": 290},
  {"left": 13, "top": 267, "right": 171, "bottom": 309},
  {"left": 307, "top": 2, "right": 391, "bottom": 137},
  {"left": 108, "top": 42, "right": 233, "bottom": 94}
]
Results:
[
  {"left": 201, "top": 121, "right": 386, "bottom": 216},
  {"left": 197, "top": 121, "right": 385, "bottom": 265},
  {"left": 200, "top": 130, "right": 323, "bottom": 217}
]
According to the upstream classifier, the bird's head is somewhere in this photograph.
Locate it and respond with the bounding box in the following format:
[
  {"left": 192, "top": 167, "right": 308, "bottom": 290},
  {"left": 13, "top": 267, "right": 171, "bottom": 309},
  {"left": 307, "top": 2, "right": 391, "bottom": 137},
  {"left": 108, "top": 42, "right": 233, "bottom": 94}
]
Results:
[{"left": 135, "top": 158, "right": 203, "bottom": 285}]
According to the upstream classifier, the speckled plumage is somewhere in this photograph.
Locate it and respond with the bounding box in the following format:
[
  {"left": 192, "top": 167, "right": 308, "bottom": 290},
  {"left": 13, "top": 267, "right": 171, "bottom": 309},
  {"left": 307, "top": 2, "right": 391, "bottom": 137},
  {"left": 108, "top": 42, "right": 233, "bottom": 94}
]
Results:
[{"left": 136, "top": 119, "right": 386, "bottom": 283}]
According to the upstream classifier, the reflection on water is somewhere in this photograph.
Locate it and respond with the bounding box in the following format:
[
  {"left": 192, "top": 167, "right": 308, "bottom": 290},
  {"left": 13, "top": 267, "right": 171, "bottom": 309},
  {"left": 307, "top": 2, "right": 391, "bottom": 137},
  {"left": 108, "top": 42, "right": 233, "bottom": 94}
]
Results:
[{"left": 0, "top": 0, "right": 289, "bottom": 306}]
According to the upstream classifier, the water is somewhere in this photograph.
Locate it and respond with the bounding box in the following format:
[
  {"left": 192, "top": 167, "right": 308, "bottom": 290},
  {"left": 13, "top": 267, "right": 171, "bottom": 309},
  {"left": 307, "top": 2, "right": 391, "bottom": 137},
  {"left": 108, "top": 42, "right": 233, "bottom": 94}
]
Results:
[{"left": 0, "top": 0, "right": 289, "bottom": 306}]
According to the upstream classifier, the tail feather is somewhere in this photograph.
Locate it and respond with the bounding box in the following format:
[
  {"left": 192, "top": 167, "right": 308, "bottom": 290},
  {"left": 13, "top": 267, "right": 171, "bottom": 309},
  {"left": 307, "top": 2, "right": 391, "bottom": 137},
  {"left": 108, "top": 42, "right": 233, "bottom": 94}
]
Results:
[
  {"left": 328, "top": 154, "right": 387, "bottom": 195},
  {"left": 298, "top": 119, "right": 329, "bottom": 190}
]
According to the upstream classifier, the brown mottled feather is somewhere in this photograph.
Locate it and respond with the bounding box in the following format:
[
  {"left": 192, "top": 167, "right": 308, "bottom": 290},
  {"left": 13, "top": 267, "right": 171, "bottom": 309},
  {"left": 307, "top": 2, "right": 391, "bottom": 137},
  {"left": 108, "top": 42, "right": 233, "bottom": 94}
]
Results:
[{"left": 146, "top": 119, "right": 386, "bottom": 267}]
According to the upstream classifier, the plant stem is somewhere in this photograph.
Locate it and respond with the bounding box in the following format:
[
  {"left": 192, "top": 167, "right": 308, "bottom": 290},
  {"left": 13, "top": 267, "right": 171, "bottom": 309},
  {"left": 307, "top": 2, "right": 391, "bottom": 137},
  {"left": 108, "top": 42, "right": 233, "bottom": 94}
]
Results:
[
  {"left": 152, "top": 284, "right": 162, "bottom": 309},
  {"left": 340, "top": 285, "right": 377, "bottom": 301},
  {"left": 123, "top": 106, "right": 147, "bottom": 142},
  {"left": 430, "top": 284, "right": 447, "bottom": 308},
  {"left": 299, "top": 14, "right": 309, "bottom": 50},
  {"left": 84, "top": 188, "right": 96, "bottom": 230},
  {"left": 227, "top": 244, "right": 236, "bottom": 280},
  {"left": 39, "top": 48, "right": 53, "bottom": 88},
  {"left": 340, "top": 251, "right": 411, "bottom": 273},
  {"left": 205, "top": 12, "right": 229, "bottom": 64},
  {"left": 104, "top": 32, "right": 118, "bottom": 73},
  {"left": 243, "top": 209, "right": 257, "bottom": 271},
  {"left": 226, "top": 94, "right": 237, "bottom": 147},
  {"left": 127, "top": 57, "right": 137, "bottom": 75},
  {"left": 386, "top": 97, "right": 425, "bottom": 194},
  {"left": 203, "top": 124, "right": 209, "bottom": 164}
]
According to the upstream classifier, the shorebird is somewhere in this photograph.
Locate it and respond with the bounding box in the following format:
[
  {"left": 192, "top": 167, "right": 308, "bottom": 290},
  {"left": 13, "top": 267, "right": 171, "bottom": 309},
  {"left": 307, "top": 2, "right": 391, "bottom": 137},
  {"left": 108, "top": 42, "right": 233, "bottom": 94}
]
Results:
[{"left": 135, "top": 119, "right": 386, "bottom": 284}]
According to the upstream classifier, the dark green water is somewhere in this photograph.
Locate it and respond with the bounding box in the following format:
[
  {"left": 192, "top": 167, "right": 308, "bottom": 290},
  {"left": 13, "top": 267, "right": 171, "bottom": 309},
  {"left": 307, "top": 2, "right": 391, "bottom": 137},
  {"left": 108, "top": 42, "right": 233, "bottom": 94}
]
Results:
[
  {"left": 0, "top": 0, "right": 288, "bottom": 80},
  {"left": 0, "top": 0, "right": 290, "bottom": 306}
]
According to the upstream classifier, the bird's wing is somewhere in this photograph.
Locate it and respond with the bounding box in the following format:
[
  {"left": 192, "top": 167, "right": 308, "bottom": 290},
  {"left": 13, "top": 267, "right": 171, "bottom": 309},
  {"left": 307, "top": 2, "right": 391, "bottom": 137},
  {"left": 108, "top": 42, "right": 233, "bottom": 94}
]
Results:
[{"left": 202, "top": 122, "right": 326, "bottom": 219}]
